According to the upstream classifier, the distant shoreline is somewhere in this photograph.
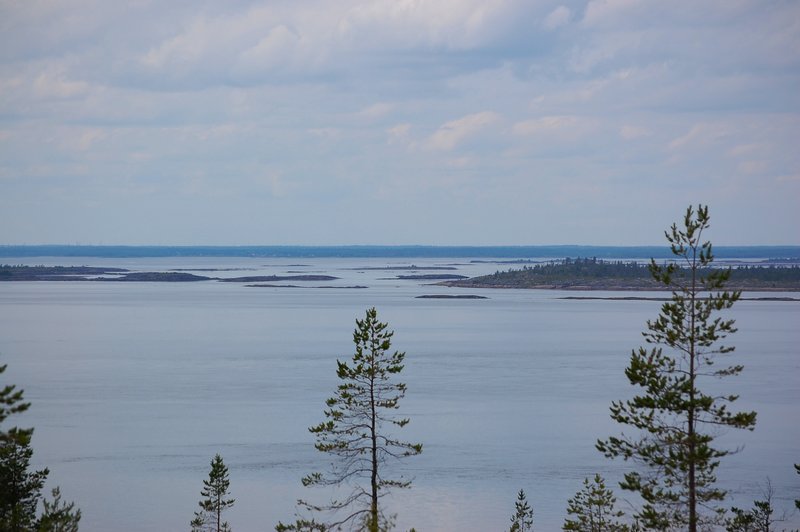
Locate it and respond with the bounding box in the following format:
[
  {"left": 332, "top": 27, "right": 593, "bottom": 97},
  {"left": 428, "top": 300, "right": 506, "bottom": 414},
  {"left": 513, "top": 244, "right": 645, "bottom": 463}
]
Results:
[{"left": 2, "top": 244, "right": 799, "bottom": 260}]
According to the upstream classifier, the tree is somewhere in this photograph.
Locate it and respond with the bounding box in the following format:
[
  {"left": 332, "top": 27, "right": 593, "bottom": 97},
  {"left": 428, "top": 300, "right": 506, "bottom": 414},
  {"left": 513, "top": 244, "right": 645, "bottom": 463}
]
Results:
[
  {"left": 37, "top": 487, "right": 81, "bottom": 532},
  {"left": 277, "top": 308, "right": 422, "bottom": 532},
  {"left": 596, "top": 205, "right": 757, "bottom": 531},
  {"left": 563, "top": 474, "right": 630, "bottom": 532},
  {"left": 0, "top": 363, "right": 49, "bottom": 531},
  {"left": 191, "top": 454, "right": 235, "bottom": 532},
  {"left": 510, "top": 489, "right": 534, "bottom": 532}
]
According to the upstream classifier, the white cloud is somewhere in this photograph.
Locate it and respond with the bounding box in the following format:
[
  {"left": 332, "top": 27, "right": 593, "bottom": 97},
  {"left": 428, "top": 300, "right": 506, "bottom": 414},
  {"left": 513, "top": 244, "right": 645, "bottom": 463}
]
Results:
[
  {"left": 1, "top": 1, "right": 799, "bottom": 244},
  {"left": 32, "top": 68, "right": 89, "bottom": 99},
  {"left": 387, "top": 123, "right": 412, "bottom": 145},
  {"left": 427, "top": 111, "right": 499, "bottom": 151},
  {"left": 512, "top": 116, "right": 579, "bottom": 136},
  {"left": 668, "top": 123, "right": 732, "bottom": 152},
  {"left": 582, "top": 0, "right": 646, "bottom": 28},
  {"left": 544, "top": 6, "right": 571, "bottom": 30},
  {"left": 357, "top": 103, "right": 394, "bottom": 120},
  {"left": 620, "top": 124, "right": 650, "bottom": 140}
]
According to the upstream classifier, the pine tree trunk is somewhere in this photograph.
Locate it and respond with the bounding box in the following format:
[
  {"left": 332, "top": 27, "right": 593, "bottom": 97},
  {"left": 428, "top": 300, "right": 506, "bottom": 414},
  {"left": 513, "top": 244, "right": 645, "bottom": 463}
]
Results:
[
  {"left": 688, "top": 249, "right": 697, "bottom": 532},
  {"left": 370, "top": 355, "right": 379, "bottom": 532}
]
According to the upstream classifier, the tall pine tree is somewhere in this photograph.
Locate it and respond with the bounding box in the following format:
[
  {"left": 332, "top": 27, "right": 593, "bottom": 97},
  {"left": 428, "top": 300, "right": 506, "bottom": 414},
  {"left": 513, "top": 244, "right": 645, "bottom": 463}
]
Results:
[
  {"left": 277, "top": 308, "right": 421, "bottom": 532},
  {"left": 597, "top": 205, "right": 757, "bottom": 531}
]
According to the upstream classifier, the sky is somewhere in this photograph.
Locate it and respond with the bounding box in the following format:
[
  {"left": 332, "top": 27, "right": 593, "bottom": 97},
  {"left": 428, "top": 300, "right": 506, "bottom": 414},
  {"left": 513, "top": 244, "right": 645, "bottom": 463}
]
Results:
[{"left": 0, "top": 0, "right": 798, "bottom": 246}]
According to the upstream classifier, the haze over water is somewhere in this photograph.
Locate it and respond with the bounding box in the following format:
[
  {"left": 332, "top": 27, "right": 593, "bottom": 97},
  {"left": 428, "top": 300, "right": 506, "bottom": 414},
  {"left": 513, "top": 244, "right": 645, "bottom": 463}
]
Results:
[{"left": 1, "top": 255, "right": 798, "bottom": 530}]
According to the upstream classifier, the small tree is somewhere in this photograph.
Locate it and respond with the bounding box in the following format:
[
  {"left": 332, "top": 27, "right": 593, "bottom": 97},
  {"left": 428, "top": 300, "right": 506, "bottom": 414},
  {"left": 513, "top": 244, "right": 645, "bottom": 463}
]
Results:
[
  {"left": 596, "top": 205, "right": 757, "bottom": 531},
  {"left": 510, "top": 489, "right": 534, "bottom": 532},
  {"left": 563, "top": 474, "right": 630, "bottom": 532},
  {"left": 278, "top": 308, "right": 422, "bottom": 532},
  {"left": 191, "top": 454, "right": 235, "bottom": 532},
  {"left": 726, "top": 478, "right": 784, "bottom": 532},
  {"left": 37, "top": 487, "right": 81, "bottom": 532}
]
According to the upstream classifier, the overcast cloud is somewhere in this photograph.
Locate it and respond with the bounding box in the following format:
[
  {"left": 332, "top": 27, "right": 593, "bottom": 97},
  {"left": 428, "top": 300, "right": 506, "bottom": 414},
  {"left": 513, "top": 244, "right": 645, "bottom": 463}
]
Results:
[{"left": 1, "top": 0, "right": 798, "bottom": 245}]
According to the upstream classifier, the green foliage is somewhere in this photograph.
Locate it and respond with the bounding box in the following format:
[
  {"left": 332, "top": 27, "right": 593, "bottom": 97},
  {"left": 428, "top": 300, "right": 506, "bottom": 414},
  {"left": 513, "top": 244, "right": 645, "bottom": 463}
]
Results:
[
  {"left": 0, "top": 363, "right": 51, "bottom": 532},
  {"left": 191, "top": 454, "right": 234, "bottom": 532},
  {"left": 563, "top": 475, "right": 630, "bottom": 532},
  {"left": 0, "top": 432, "right": 49, "bottom": 531},
  {"left": 275, "top": 518, "right": 328, "bottom": 531},
  {"left": 37, "top": 487, "right": 81, "bottom": 532},
  {"left": 278, "top": 308, "right": 421, "bottom": 532},
  {"left": 596, "top": 205, "right": 757, "bottom": 532},
  {"left": 726, "top": 479, "right": 777, "bottom": 532},
  {"left": 795, "top": 464, "right": 800, "bottom": 511},
  {"left": 1, "top": 363, "right": 32, "bottom": 443},
  {"left": 454, "top": 257, "right": 800, "bottom": 290},
  {"left": 510, "top": 489, "right": 534, "bottom": 532}
]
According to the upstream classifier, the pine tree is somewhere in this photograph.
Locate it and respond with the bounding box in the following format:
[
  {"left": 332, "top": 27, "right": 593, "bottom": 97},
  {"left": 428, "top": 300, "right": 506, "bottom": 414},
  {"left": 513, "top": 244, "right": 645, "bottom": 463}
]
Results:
[
  {"left": 726, "top": 478, "right": 783, "bottom": 532},
  {"left": 277, "top": 308, "right": 422, "bottom": 532},
  {"left": 0, "top": 363, "right": 49, "bottom": 531},
  {"left": 563, "top": 474, "right": 630, "bottom": 532},
  {"left": 596, "top": 205, "right": 757, "bottom": 531},
  {"left": 510, "top": 489, "right": 534, "bottom": 532},
  {"left": 191, "top": 454, "right": 235, "bottom": 532},
  {"left": 37, "top": 487, "right": 81, "bottom": 532}
]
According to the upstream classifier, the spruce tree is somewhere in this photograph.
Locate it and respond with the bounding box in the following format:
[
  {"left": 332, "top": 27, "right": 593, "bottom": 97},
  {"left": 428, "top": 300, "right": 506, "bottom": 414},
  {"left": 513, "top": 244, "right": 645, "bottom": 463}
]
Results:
[
  {"left": 596, "top": 205, "right": 757, "bottom": 531},
  {"left": 510, "top": 489, "right": 534, "bottom": 532},
  {"left": 277, "top": 308, "right": 421, "bottom": 532},
  {"left": 563, "top": 474, "right": 630, "bottom": 532},
  {"left": 191, "top": 454, "right": 235, "bottom": 532}
]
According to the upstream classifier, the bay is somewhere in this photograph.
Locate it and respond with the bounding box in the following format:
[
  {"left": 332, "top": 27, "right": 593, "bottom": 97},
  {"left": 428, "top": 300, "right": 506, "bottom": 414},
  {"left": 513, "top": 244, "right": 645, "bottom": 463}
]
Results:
[{"left": 0, "top": 256, "right": 798, "bottom": 530}]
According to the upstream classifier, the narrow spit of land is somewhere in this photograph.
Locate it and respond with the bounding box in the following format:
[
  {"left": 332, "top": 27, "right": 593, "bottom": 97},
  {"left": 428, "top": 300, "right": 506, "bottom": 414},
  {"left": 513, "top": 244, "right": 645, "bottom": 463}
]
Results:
[
  {"left": 439, "top": 258, "right": 800, "bottom": 292},
  {"left": 0, "top": 265, "right": 337, "bottom": 283}
]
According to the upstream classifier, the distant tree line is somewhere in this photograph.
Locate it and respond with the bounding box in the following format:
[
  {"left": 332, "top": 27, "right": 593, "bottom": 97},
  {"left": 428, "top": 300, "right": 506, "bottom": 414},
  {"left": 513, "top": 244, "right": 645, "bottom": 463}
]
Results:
[{"left": 448, "top": 257, "right": 800, "bottom": 290}]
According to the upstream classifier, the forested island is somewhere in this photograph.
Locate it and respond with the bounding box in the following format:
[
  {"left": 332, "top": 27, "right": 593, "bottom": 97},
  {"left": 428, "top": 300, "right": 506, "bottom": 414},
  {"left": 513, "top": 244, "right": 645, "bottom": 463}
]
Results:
[{"left": 440, "top": 258, "right": 800, "bottom": 291}]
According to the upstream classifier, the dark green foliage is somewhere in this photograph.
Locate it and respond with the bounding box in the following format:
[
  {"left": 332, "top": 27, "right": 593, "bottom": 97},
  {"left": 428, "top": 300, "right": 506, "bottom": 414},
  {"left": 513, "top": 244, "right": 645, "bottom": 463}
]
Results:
[
  {"left": 510, "top": 489, "right": 534, "bottom": 532},
  {"left": 37, "top": 487, "right": 81, "bottom": 532},
  {"left": 278, "top": 308, "right": 421, "bottom": 532},
  {"left": 726, "top": 480, "right": 777, "bottom": 532},
  {"left": 795, "top": 464, "right": 800, "bottom": 511},
  {"left": 450, "top": 257, "right": 800, "bottom": 290},
  {"left": 1, "top": 363, "right": 32, "bottom": 443},
  {"left": 274, "top": 518, "right": 328, "bottom": 532},
  {"left": 0, "top": 363, "right": 50, "bottom": 532},
  {"left": 596, "top": 205, "right": 757, "bottom": 531},
  {"left": 0, "top": 432, "right": 49, "bottom": 531},
  {"left": 563, "top": 475, "right": 630, "bottom": 532},
  {"left": 191, "top": 454, "right": 234, "bottom": 532}
]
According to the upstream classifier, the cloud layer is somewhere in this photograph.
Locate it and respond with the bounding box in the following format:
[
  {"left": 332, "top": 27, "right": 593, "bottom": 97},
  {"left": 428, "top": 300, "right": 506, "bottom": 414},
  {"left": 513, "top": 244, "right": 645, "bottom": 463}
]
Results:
[{"left": 1, "top": 0, "right": 798, "bottom": 244}]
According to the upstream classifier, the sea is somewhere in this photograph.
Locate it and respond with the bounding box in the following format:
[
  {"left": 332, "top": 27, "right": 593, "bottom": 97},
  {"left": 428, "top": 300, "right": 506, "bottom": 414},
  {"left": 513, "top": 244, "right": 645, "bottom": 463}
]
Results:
[{"left": 0, "top": 249, "right": 798, "bottom": 531}]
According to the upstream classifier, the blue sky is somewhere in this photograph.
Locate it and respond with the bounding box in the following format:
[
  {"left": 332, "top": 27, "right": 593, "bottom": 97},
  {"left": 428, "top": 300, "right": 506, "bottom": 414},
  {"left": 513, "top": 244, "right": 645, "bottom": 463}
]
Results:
[{"left": 1, "top": 0, "right": 798, "bottom": 245}]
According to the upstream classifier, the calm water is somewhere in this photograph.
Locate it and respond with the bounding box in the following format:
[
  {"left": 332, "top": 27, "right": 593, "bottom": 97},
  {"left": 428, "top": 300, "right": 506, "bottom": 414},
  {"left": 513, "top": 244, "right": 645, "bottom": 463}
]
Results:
[{"left": 0, "top": 257, "right": 798, "bottom": 531}]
